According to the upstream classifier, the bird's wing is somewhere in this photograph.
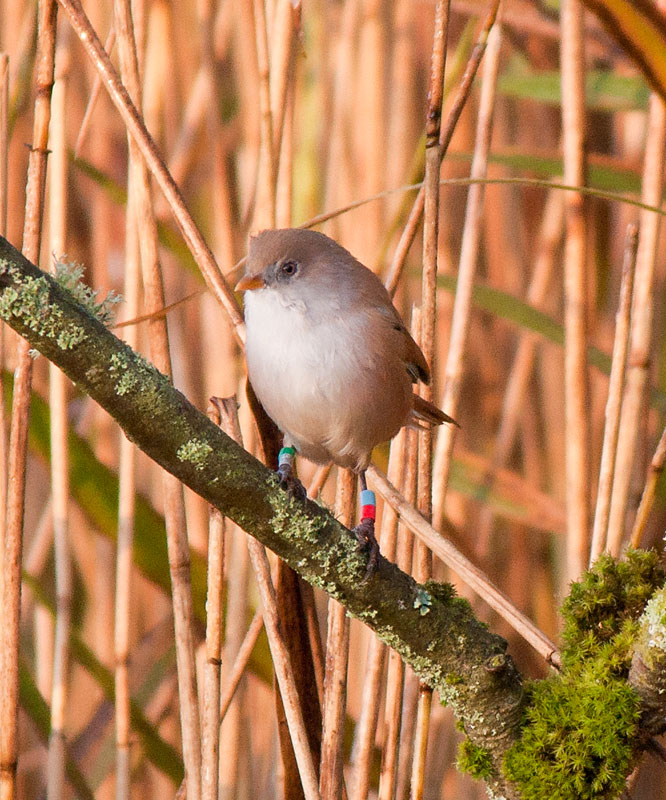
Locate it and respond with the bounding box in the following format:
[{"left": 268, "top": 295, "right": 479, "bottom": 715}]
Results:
[
  {"left": 371, "top": 304, "right": 431, "bottom": 384},
  {"left": 401, "top": 325, "right": 430, "bottom": 384}
]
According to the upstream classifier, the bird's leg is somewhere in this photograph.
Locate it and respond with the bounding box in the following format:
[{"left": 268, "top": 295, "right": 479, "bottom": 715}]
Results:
[
  {"left": 277, "top": 446, "right": 306, "bottom": 499},
  {"left": 353, "top": 471, "right": 380, "bottom": 577}
]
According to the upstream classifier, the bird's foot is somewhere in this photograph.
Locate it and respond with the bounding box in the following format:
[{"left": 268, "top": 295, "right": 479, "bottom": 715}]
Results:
[
  {"left": 276, "top": 447, "right": 306, "bottom": 500},
  {"left": 353, "top": 517, "right": 380, "bottom": 580},
  {"left": 276, "top": 462, "right": 307, "bottom": 499}
]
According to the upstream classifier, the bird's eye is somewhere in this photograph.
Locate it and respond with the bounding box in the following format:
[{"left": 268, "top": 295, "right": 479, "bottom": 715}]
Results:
[{"left": 280, "top": 260, "right": 299, "bottom": 277}]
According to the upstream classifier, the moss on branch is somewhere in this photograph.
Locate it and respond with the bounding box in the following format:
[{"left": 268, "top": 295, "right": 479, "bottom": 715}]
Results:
[{"left": 502, "top": 552, "right": 664, "bottom": 800}]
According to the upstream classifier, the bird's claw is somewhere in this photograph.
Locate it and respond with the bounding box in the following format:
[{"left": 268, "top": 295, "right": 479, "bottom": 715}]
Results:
[
  {"left": 353, "top": 517, "right": 380, "bottom": 580},
  {"left": 276, "top": 462, "right": 307, "bottom": 500}
]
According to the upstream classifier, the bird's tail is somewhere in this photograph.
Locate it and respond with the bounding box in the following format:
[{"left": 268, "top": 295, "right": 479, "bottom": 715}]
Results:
[{"left": 411, "top": 394, "right": 459, "bottom": 428}]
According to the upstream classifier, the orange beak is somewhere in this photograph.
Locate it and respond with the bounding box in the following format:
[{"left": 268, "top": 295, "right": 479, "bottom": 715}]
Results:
[{"left": 235, "top": 274, "right": 265, "bottom": 292}]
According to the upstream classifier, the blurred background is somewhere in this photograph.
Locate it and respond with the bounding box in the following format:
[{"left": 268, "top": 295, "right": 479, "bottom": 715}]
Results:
[{"left": 1, "top": 0, "right": 665, "bottom": 797}]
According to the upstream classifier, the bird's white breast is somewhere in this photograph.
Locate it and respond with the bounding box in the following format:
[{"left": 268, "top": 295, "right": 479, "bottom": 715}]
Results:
[
  {"left": 245, "top": 288, "right": 357, "bottom": 406},
  {"left": 243, "top": 287, "right": 377, "bottom": 466}
]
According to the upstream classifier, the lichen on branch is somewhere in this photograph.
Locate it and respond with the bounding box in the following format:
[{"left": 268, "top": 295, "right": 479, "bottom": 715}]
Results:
[
  {"left": 2, "top": 233, "right": 666, "bottom": 800},
  {"left": 0, "top": 258, "right": 87, "bottom": 350},
  {"left": 0, "top": 233, "right": 526, "bottom": 797}
]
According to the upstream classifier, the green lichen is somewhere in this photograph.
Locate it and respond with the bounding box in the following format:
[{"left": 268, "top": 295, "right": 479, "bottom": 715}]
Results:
[
  {"left": 502, "top": 551, "right": 663, "bottom": 800},
  {"left": 177, "top": 438, "right": 213, "bottom": 470},
  {"left": 0, "top": 256, "right": 122, "bottom": 350},
  {"left": 115, "top": 372, "right": 138, "bottom": 396},
  {"left": 640, "top": 590, "right": 666, "bottom": 653},
  {"left": 485, "top": 653, "right": 508, "bottom": 672},
  {"left": 375, "top": 628, "right": 448, "bottom": 691},
  {"left": 413, "top": 588, "right": 433, "bottom": 615},
  {"left": 437, "top": 684, "right": 463, "bottom": 709},
  {"left": 109, "top": 352, "right": 140, "bottom": 395},
  {"left": 0, "top": 259, "right": 86, "bottom": 349},
  {"left": 53, "top": 258, "right": 121, "bottom": 325},
  {"left": 108, "top": 349, "right": 168, "bottom": 397},
  {"left": 485, "top": 790, "right": 508, "bottom": 800},
  {"left": 267, "top": 490, "right": 322, "bottom": 545},
  {"left": 457, "top": 739, "right": 493, "bottom": 780}
]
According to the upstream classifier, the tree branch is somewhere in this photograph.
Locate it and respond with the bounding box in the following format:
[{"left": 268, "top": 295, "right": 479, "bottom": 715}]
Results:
[
  {"left": 0, "top": 235, "right": 526, "bottom": 796},
  {"left": 629, "top": 585, "right": 666, "bottom": 736}
]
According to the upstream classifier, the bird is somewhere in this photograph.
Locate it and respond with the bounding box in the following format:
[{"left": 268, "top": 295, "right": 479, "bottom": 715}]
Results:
[{"left": 236, "top": 228, "right": 456, "bottom": 574}]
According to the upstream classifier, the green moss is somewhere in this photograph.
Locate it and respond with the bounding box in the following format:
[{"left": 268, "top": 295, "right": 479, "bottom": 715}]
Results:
[
  {"left": 451, "top": 595, "right": 473, "bottom": 614},
  {"left": 561, "top": 549, "right": 664, "bottom": 669},
  {"left": 458, "top": 739, "right": 493, "bottom": 780},
  {"left": 423, "top": 579, "right": 457, "bottom": 604},
  {"left": 503, "top": 673, "right": 640, "bottom": 799},
  {"left": 502, "top": 552, "right": 661, "bottom": 799}
]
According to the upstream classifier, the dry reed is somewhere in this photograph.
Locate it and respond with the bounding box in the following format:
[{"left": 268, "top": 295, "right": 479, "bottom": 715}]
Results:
[
  {"left": 1, "top": 5, "right": 57, "bottom": 800},
  {"left": 319, "top": 469, "right": 354, "bottom": 800},
  {"left": 606, "top": 91, "right": 666, "bottom": 558},
  {"left": 2, "top": 0, "right": 666, "bottom": 798},
  {"left": 560, "top": 0, "right": 590, "bottom": 582},
  {"left": 589, "top": 224, "right": 638, "bottom": 563}
]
